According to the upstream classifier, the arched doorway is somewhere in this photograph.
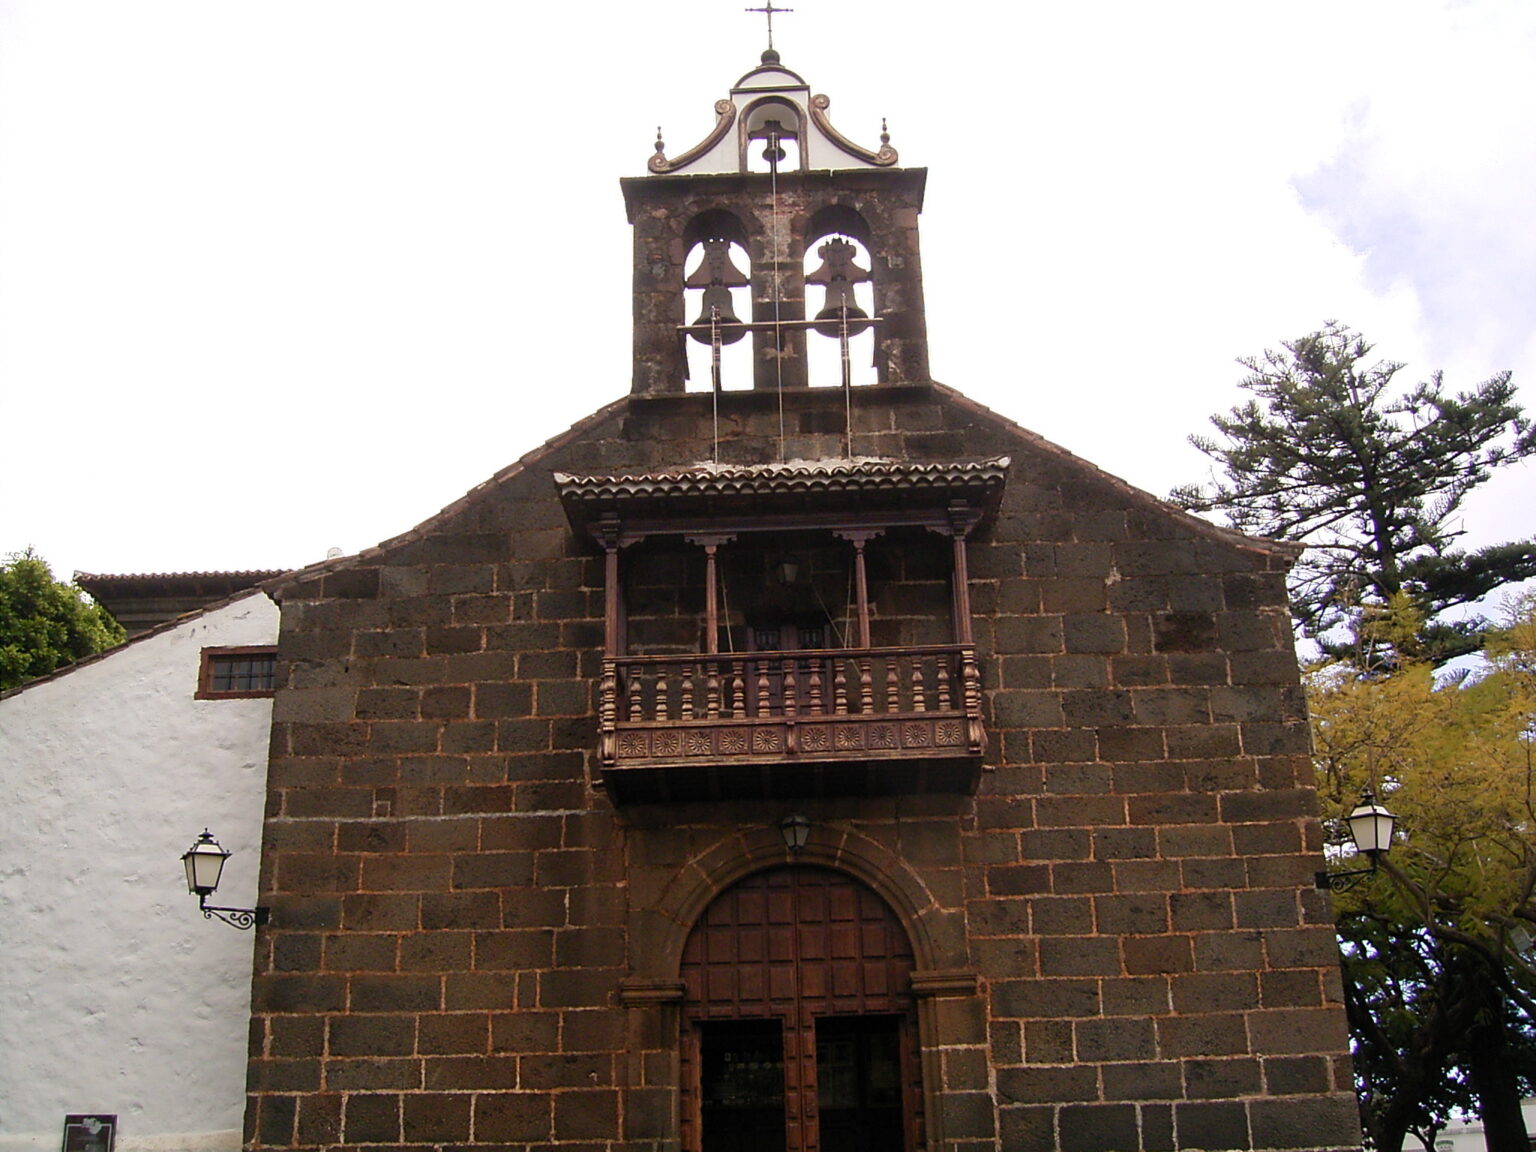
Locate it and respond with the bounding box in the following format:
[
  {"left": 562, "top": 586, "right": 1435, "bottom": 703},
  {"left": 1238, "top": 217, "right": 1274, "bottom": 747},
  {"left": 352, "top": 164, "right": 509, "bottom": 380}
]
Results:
[{"left": 679, "top": 866, "right": 923, "bottom": 1152}]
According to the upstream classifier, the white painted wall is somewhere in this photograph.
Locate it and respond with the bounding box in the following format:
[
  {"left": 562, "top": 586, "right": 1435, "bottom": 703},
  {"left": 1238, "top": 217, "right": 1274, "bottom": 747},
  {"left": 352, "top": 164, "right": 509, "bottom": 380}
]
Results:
[
  {"left": 1432, "top": 1101, "right": 1536, "bottom": 1151},
  {"left": 0, "top": 593, "right": 278, "bottom": 1152}
]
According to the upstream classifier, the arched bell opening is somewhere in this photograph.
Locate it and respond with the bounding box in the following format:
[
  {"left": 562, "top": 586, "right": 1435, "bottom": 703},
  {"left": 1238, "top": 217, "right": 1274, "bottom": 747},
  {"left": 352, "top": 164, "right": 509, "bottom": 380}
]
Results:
[
  {"left": 803, "top": 206, "right": 876, "bottom": 389},
  {"left": 679, "top": 866, "right": 923, "bottom": 1152},
  {"left": 741, "top": 97, "right": 805, "bottom": 174},
  {"left": 683, "top": 209, "right": 754, "bottom": 392}
]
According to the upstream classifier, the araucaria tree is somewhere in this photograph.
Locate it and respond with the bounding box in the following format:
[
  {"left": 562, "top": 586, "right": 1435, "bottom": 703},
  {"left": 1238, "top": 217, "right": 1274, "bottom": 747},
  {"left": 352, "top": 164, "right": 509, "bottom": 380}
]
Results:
[
  {"left": 0, "top": 549, "right": 124, "bottom": 691},
  {"left": 1171, "top": 322, "right": 1536, "bottom": 663}
]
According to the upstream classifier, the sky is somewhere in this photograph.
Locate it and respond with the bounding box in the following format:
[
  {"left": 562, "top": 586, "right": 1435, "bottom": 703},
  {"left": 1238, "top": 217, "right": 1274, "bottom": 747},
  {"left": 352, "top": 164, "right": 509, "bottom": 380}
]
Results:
[{"left": 1, "top": 0, "right": 1532, "bottom": 585}]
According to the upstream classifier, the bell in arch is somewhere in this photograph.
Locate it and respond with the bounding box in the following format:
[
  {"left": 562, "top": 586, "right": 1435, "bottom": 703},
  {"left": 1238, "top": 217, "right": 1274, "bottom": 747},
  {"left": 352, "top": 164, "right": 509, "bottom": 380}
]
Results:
[
  {"left": 806, "top": 236, "right": 872, "bottom": 337},
  {"left": 684, "top": 236, "right": 750, "bottom": 343},
  {"left": 750, "top": 117, "right": 792, "bottom": 168}
]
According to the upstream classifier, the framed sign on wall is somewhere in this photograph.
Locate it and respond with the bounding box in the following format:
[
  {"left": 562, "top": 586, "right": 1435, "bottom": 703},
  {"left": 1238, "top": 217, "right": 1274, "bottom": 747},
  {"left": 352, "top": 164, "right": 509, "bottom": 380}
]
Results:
[{"left": 61, "top": 1116, "right": 115, "bottom": 1152}]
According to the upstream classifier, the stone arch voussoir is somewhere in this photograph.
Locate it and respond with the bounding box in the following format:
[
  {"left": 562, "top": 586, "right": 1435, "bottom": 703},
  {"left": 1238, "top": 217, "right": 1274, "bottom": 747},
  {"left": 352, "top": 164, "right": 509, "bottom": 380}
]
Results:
[{"left": 629, "top": 820, "right": 966, "bottom": 982}]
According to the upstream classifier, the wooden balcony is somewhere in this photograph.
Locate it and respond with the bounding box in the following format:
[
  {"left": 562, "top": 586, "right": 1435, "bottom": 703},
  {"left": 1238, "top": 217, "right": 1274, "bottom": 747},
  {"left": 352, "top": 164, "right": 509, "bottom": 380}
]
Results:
[{"left": 599, "top": 644, "right": 984, "bottom": 802}]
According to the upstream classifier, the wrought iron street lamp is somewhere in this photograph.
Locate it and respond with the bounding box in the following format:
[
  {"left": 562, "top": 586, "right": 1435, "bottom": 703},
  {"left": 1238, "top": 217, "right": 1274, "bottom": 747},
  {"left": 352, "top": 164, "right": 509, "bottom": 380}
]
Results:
[
  {"left": 181, "top": 830, "right": 268, "bottom": 930},
  {"left": 1315, "top": 791, "right": 1398, "bottom": 891}
]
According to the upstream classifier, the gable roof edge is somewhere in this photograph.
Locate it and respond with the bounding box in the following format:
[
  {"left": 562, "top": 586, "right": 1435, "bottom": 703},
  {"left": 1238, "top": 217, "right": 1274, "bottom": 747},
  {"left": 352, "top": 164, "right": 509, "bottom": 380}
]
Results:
[
  {"left": 930, "top": 382, "right": 1304, "bottom": 567},
  {"left": 263, "top": 392, "right": 633, "bottom": 598},
  {"left": 0, "top": 586, "right": 274, "bottom": 701}
]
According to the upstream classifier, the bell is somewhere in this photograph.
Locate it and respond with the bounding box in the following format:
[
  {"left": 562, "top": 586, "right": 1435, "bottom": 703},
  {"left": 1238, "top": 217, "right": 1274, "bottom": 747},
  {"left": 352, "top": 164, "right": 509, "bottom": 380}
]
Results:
[
  {"left": 752, "top": 118, "right": 792, "bottom": 168},
  {"left": 812, "top": 300, "right": 871, "bottom": 338},
  {"left": 686, "top": 237, "right": 749, "bottom": 344},
  {"left": 691, "top": 285, "right": 746, "bottom": 342},
  {"left": 806, "top": 237, "right": 872, "bottom": 337}
]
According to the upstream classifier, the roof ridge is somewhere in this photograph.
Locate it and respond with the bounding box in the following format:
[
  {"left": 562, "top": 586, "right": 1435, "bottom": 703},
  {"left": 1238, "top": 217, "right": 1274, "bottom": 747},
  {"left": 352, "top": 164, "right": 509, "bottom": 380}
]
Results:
[
  {"left": 0, "top": 586, "right": 276, "bottom": 701},
  {"left": 76, "top": 569, "right": 287, "bottom": 582}
]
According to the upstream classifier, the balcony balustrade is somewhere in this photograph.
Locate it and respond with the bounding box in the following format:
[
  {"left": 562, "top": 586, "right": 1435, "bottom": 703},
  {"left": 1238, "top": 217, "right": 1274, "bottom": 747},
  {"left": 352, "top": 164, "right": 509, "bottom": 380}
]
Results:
[{"left": 599, "top": 643, "right": 983, "bottom": 801}]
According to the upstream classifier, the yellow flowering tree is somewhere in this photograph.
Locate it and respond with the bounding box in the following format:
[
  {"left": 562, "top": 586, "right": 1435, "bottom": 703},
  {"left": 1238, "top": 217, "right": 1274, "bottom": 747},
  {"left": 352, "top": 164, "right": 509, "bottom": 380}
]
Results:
[{"left": 1311, "top": 597, "right": 1536, "bottom": 1151}]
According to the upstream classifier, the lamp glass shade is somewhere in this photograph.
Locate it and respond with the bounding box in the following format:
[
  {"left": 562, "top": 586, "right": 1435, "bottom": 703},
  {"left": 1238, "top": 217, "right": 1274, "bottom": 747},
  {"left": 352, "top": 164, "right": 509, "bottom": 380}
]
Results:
[
  {"left": 780, "top": 814, "right": 811, "bottom": 852},
  {"left": 182, "top": 831, "right": 230, "bottom": 895},
  {"left": 1346, "top": 796, "right": 1396, "bottom": 856}
]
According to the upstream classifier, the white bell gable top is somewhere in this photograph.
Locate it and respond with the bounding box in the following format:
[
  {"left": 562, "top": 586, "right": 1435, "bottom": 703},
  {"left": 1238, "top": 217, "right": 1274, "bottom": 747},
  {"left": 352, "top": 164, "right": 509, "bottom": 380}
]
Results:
[{"left": 648, "top": 49, "right": 898, "bottom": 176}]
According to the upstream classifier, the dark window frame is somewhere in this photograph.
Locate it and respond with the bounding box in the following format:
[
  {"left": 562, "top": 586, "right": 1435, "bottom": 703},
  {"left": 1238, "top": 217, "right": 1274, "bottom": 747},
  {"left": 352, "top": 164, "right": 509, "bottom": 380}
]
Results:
[{"left": 196, "top": 645, "right": 278, "bottom": 700}]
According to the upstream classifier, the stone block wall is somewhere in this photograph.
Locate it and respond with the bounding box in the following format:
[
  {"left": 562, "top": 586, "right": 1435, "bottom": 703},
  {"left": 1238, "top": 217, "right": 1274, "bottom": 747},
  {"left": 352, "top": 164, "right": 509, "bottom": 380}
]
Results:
[{"left": 247, "top": 384, "right": 1361, "bottom": 1151}]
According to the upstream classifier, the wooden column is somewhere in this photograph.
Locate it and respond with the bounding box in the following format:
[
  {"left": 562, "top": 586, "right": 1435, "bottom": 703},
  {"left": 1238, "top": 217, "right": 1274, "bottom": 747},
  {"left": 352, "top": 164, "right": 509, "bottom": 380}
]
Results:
[
  {"left": 947, "top": 504, "right": 984, "bottom": 754},
  {"left": 704, "top": 544, "right": 718, "bottom": 654},
  {"left": 687, "top": 534, "right": 735, "bottom": 655},
  {"left": 835, "top": 530, "right": 881, "bottom": 650},
  {"left": 597, "top": 515, "right": 624, "bottom": 658},
  {"left": 596, "top": 515, "right": 624, "bottom": 767},
  {"left": 947, "top": 504, "right": 978, "bottom": 645}
]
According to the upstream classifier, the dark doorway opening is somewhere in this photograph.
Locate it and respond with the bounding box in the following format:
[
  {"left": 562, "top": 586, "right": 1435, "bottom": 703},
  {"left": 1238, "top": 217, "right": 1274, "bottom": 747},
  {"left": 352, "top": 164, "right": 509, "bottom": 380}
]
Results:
[
  {"left": 815, "top": 1015, "right": 904, "bottom": 1152},
  {"left": 700, "top": 1019, "right": 788, "bottom": 1152}
]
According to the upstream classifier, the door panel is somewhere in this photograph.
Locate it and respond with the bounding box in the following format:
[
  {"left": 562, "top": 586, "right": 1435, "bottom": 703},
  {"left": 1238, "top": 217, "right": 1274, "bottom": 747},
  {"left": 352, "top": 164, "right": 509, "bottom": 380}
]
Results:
[{"left": 681, "top": 867, "right": 921, "bottom": 1152}]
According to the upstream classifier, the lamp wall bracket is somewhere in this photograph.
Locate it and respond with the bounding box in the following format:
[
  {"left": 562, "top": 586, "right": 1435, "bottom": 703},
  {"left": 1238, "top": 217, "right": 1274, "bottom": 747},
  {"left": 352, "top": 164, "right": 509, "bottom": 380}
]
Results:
[{"left": 199, "top": 893, "right": 269, "bottom": 930}]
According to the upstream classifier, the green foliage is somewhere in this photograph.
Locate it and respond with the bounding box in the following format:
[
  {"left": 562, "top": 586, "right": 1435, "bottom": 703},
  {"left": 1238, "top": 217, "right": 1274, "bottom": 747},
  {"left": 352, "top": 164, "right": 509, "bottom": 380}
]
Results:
[
  {"left": 0, "top": 549, "right": 125, "bottom": 691},
  {"left": 1172, "top": 322, "right": 1536, "bottom": 664},
  {"left": 1311, "top": 596, "right": 1536, "bottom": 1148}
]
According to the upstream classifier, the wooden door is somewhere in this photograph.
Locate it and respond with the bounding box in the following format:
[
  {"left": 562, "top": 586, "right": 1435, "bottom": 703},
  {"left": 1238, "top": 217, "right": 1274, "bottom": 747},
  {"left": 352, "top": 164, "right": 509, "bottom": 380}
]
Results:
[{"left": 680, "top": 867, "right": 921, "bottom": 1152}]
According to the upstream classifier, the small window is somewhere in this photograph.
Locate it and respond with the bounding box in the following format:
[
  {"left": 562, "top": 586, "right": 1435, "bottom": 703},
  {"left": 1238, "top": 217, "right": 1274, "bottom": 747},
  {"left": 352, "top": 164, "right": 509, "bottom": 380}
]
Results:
[{"left": 197, "top": 646, "right": 277, "bottom": 699}]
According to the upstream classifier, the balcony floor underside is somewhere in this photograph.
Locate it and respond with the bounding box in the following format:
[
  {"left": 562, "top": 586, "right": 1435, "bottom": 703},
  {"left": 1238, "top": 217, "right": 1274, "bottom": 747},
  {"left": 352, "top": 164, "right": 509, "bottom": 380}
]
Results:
[{"left": 601, "top": 745, "right": 982, "bottom": 804}]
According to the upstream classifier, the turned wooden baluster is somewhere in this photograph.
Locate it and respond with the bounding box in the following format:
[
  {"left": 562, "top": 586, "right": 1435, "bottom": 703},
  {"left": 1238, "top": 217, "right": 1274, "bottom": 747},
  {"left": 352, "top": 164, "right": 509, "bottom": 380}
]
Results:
[
  {"left": 599, "top": 659, "right": 618, "bottom": 764},
  {"left": 858, "top": 656, "right": 874, "bottom": 714},
  {"left": 936, "top": 654, "right": 952, "bottom": 711},
  {"left": 784, "top": 658, "right": 798, "bottom": 717},
  {"left": 885, "top": 655, "right": 901, "bottom": 712},
  {"left": 655, "top": 664, "right": 669, "bottom": 722},
  {"left": 756, "top": 658, "right": 772, "bottom": 717},
  {"left": 911, "top": 654, "right": 927, "bottom": 712},
  {"left": 680, "top": 663, "right": 694, "bottom": 720},
  {"left": 961, "top": 650, "right": 984, "bottom": 751},
  {"left": 731, "top": 659, "right": 746, "bottom": 719},
  {"left": 705, "top": 660, "right": 721, "bottom": 719},
  {"left": 627, "top": 665, "right": 643, "bottom": 722},
  {"left": 833, "top": 658, "right": 849, "bottom": 715},
  {"left": 807, "top": 658, "right": 823, "bottom": 715}
]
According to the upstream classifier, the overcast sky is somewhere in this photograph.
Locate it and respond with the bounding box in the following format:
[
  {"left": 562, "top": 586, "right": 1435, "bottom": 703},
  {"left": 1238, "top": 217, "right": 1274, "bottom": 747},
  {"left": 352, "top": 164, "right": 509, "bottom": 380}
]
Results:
[{"left": 2, "top": 0, "right": 1532, "bottom": 583}]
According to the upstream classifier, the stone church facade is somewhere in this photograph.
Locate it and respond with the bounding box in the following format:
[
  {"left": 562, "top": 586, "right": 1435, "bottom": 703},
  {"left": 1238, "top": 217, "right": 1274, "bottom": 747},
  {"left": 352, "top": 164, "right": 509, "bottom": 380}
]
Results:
[{"left": 245, "top": 51, "right": 1362, "bottom": 1152}]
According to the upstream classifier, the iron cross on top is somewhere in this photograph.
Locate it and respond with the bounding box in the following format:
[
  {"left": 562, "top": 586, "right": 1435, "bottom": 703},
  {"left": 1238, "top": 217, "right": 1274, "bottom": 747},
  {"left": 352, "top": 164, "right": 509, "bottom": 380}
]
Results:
[{"left": 745, "top": 1, "right": 793, "bottom": 51}]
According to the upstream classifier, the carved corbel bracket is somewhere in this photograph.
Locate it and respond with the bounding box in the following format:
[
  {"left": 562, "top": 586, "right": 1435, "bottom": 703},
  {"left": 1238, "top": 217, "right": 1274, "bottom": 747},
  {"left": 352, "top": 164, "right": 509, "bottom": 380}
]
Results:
[
  {"left": 946, "top": 502, "right": 982, "bottom": 539},
  {"left": 594, "top": 513, "right": 623, "bottom": 552},
  {"left": 832, "top": 527, "right": 886, "bottom": 546}
]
